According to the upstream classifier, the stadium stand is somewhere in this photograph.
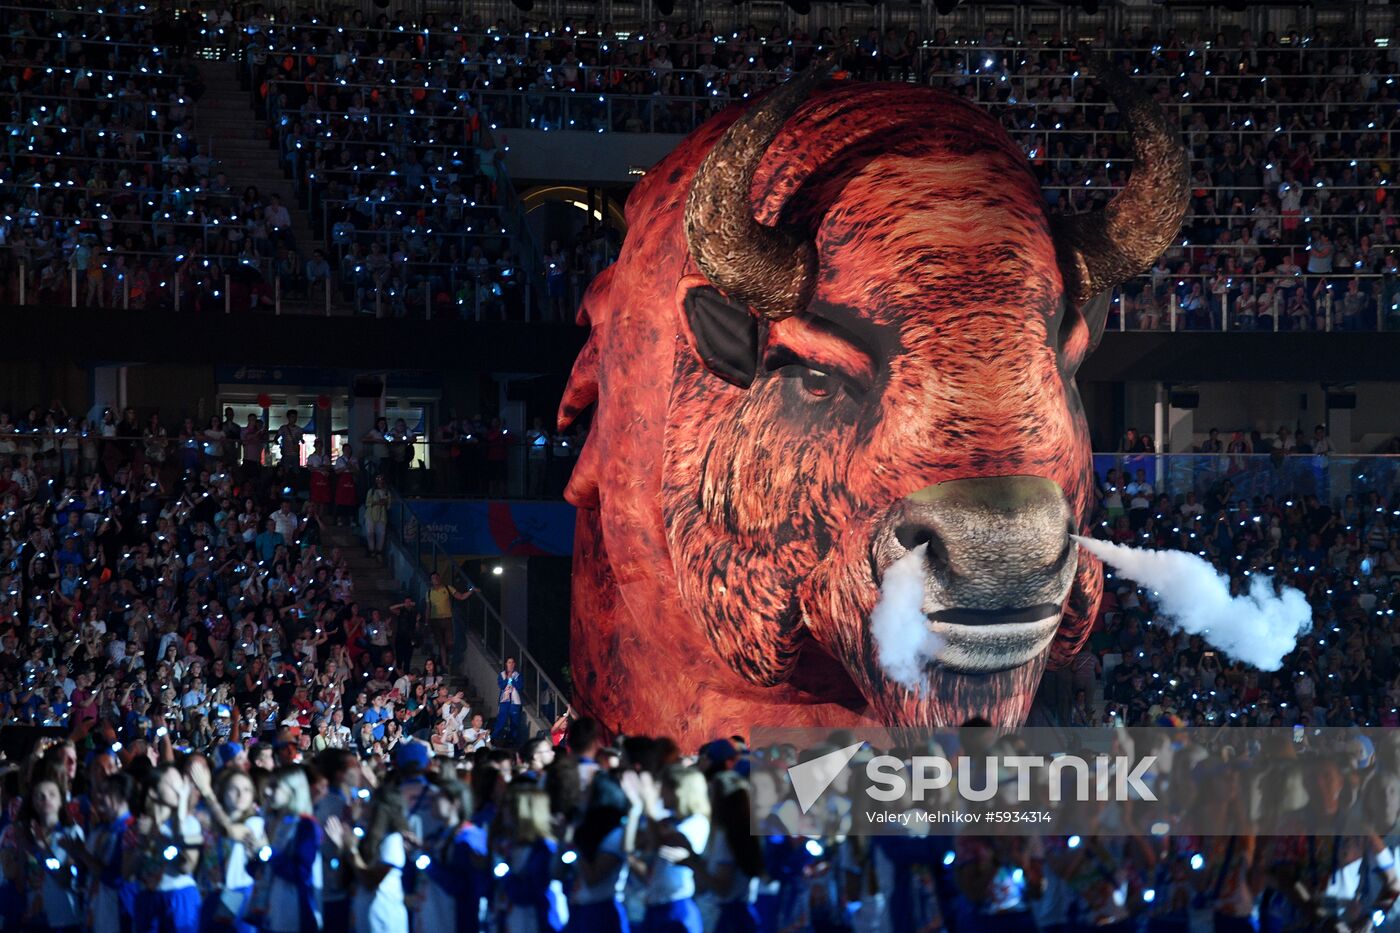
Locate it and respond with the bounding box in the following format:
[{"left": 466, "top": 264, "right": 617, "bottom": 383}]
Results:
[
  {"left": 2, "top": 9, "right": 1400, "bottom": 930},
  {"left": 5, "top": 6, "right": 1400, "bottom": 327}
]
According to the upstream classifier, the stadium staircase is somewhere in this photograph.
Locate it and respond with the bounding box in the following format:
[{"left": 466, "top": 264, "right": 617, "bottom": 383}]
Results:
[
  {"left": 381, "top": 494, "right": 565, "bottom": 740},
  {"left": 321, "top": 522, "right": 485, "bottom": 714},
  {"left": 198, "top": 63, "right": 326, "bottom": 308},
  {"left": 206, "top": 53, "right": 546, "bottom": 317},
  {"left": 321, "top": 523, "right": 403, "bottom": 608}
]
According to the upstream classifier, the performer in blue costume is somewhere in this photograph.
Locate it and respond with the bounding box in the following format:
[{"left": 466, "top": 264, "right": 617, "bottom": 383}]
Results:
[
  {"left": 495, "top": 657, "right": 525, "bottom": 746},
  {"left": 638, "top": 767, "right": 710, "bottom": 933},
  {"left": 567, "top": 801, "right": 630, "bottom": 933},
  {"left": 129, "top": 766, "right": 204, "bottom": 933},
  {"left": 688, "top": 776, "right": 764, "bottom": 932},
  {"left": 416, "top": 778, "right": 489, "bottom": 933},
  {"left": 252, "top": 769, "right": 323, "bottom": 933},
  {"left": 83, "top": 774, "right": 139, "bottom": 933},
  {"left": 496, "top": 786, "right": 567, "bottom": 932},
  {"left": 200, "top": 769, "right": 265, "bottom": 933}
]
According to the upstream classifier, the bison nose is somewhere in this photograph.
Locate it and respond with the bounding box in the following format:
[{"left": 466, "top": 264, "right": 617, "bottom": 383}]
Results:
[
  {"left": 874, "top": 476, "right": 1078, "bottom": 673},
  {"left": 885, "top": 475, "right": 1075, "bottom": 599}
]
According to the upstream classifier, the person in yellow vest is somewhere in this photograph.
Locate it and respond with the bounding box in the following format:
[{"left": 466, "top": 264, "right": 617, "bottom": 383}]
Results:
[{"left": 425, "top": 571, "right": 473, "bottom": 669}]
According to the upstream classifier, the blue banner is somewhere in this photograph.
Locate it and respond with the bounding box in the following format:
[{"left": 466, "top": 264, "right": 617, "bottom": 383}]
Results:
[
  {"left": 1090, "top": 453, "right": 1354, "bottom": 506},
  {"left": 403, "top": 499, "right": 576, "bottom": 557}
]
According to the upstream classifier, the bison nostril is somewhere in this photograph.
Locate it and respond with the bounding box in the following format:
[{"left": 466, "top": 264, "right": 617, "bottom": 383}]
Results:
[
  {"left": 894, "top": 522, "right": 932, "bottom": 552},
  {"left": 890, "top": 520, "right": 955, "bottom": 572},
  {"left": 894, "top": 523, "right": 949, "bottom": 568}
]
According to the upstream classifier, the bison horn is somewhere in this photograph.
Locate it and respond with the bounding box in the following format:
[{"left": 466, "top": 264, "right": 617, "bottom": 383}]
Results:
[
  {"left": 683, "top": 58, "right": 832, "bottom": 319},
  {"left": 1054, "top": 53, "right": 1190, "bottom": 306}
]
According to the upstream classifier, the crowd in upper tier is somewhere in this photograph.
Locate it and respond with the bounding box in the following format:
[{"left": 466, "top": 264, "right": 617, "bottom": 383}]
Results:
[
  {"left": 238, "top": 10, "right": 1400, "bottom": 327},
  {"left": 6, "top": 1, "right": 1400, "bottom": 323}
]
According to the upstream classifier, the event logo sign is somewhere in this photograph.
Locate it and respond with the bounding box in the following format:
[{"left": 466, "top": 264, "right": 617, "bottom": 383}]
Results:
[{"left": 403, "top": 500, "right": 575, "bottom": 557}]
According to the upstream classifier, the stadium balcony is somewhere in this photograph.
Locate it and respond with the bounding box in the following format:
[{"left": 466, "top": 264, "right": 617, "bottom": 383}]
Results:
[{"left": 4, "top": 5, "right": 1400, "bottom": 333}]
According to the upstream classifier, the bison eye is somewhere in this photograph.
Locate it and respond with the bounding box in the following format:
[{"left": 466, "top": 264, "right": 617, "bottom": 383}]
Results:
[{"left": 783, "top": 366, "right": 838, "bottom": 401}]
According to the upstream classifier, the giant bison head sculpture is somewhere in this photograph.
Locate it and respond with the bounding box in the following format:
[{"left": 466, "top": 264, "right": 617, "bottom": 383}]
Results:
[{"left": 560, "top": 58, "right": 1187, "bottom": 748}]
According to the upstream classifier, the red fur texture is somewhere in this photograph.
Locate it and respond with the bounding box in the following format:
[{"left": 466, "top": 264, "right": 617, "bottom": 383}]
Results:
[{"left": 560, "top": 83, "right": 1105, "bottom": 748}]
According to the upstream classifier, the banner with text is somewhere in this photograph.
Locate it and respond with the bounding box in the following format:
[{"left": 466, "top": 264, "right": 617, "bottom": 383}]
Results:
[{"left": 402, "top": 499, "right": 575, "bottom": 557}]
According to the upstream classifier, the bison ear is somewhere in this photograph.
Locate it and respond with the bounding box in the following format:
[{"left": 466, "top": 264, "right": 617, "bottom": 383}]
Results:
[
  {"left": 1059, "top": 290, "right": 1114, "bottom": 373},
  {"left": 676, "top": 275, "right": 761, "bottom": 389},
  {"left": 1080, "top": 291, "right": 1113, "bottom": 349}
]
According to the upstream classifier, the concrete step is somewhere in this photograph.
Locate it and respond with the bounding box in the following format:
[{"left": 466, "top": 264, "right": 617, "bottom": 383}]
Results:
[
  {"left": 208, "top": 132, "right": 274, "bottom": 143},
  {"left": 202, "top": 126, "right": 267, "bottom": 140},
  {"left": 191, "top": 73, "right": 329, "bottom": 273},
  {"left": 345, "top": 576, "right": 394, "bottom": 587},
  {"left": 213, "top": 150, "right": 280, "bottom": 161}
]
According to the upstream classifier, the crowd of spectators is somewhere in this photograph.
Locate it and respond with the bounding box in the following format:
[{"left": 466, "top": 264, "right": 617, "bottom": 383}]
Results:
[
  {"left": 8, "top": 1, "right": 1400, "bottom": 324},
  {"left": 1079, "top": 426, "right": 1400, "bottom": 732},
  {"left": 1, "top": 402, "right": 1400, "bottom": 932},
  {"left": 0, "top": 398, "right": 550, "bottom": 763},
  {"left": 415, "top": 414, "right": 583, "bottom": 500},
  {"left": 2, "top": 387, "right": 1400, "bottom": 933},
  {"left": 0, "top": 2, "right": 319, "bottom": 312},
  {"left": 236, "top": 9, "right": 1400, "bottom": 327},
  {"left": 241, "top": 8, "right": 539, "bottom": 319},
  {"left": 7, "top": 698, "right": 1400, "bottom": 933}
]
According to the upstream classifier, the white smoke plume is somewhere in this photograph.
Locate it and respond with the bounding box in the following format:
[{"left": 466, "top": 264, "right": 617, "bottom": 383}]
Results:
[
  {"left": 872, "top": 544, "right": 944, "bottom": 690},
  {"left": 1072, "top": 535, "right": 1311, "bottom": 671}
]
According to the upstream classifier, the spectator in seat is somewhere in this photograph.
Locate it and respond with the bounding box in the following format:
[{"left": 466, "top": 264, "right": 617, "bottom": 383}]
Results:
[
  {"left": 1339, "top": 277, "right": 1368, "bottom": 330},
  {"left": 265, "top": 194, "right": 293, "bottom": 250},
  {"left": 1235, "top": 282, "right": 1258, "bottom": 330},
  {"left": 1179, "top": 282, "right": 1207, "bottom": 329},
  {"left": 304, "top": 249, "right": 331, "bottom": 301}
]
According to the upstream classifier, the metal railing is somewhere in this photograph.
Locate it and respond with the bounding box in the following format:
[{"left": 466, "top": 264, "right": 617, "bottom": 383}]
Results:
[
  {"left": 1113, "top": 271, "right": 1400, "bottom": 333},
  {"left": 385, "top": 490, "right": 567, "bottom": 734},
  {"left": 391, "top": 447, "right": 1400, "bottom": 518},
  {"left": 1092, "top": 452, "right": 1400, "bottom": 515},
  {"left": 4, "top": 252, "right": 279, "bottom": 313},
  {"left": 2, "top": 252, "right": 573, "bottom": 319},
  {"left": 13, "top": 252, "right": 1400, "bottom": 331}
]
